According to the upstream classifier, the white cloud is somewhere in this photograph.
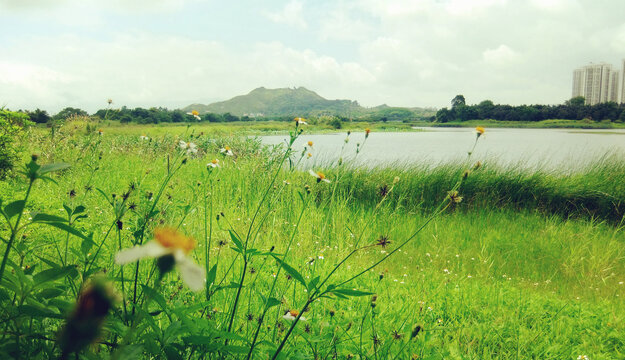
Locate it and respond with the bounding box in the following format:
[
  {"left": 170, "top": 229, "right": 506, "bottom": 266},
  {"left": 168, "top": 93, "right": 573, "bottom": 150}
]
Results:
[
  {"left": 482, "top": 45, "right": 519, "bottom": 66},
  {"left": 264, "top": 0, "right": 307, "bottom": 29}
]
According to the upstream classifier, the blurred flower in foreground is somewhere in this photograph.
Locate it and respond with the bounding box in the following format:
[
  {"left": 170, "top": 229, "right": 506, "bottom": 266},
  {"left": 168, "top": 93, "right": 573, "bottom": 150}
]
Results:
[
  {"left": 140, "top": 134, "right": 149, "bottom": 141},
  {"left": 309, "top": 169, "right": 331, "bottom": 183},
  {"left": 98, "top": 129, "right": 103, "bottom": 136},
  {"left": 220, "top": 145, "right": 234, "bottom": 156},
  {"left": 365, "top": 128, "right": 371, "bottom": 138},
  {"left": 447, "top": 190, "right": 463, "bottom": 203},
  {"left": 294, "top": 117, "right": 307, "bottom": 125},
  {"left": 307, "top": 141, "right": 313, "bottom": 147},
  {"left": 179, "top": 140, "right": 198, "bottom": 155},
  {"left": 475, "top": 126, "right": 485, "bottom": 137},
  {"left": 58, "top": 277, "right": 119, "bottom": 358},
  {"left": 283, "top": 309, "right": 306, "bottom": 321},
  {"left": 115, "top": 227, "right": 205, "bottom": 291},
  {"left": 107, "top": 99, "right": 113, "bottom": 105},
  {"left": 187, "top": 110, "right": 201, "bottom": 121}
]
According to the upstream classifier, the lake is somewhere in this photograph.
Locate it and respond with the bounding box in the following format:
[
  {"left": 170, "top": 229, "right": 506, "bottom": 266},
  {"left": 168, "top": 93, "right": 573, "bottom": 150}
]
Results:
[{"left": 260, "top": 127, "right": 625, "bottom": 171}]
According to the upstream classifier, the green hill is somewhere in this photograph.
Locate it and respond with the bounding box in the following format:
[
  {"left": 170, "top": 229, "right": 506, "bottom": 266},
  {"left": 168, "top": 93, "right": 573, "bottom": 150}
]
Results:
[
  {"left": 183, "top": 87, "right": 360, "bottom": 117},
  {"left": 183, "top": 87, "right": 436, "bottom": 120}
]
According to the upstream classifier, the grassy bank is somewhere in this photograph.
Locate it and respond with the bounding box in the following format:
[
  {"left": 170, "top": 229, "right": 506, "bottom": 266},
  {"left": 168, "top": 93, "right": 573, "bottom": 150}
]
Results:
[
  {"left": 422, "top": 118, "right": 625, "bottom": 129},
  {"left": 0, "top": 123, "right": 623, "bottom": 359}
]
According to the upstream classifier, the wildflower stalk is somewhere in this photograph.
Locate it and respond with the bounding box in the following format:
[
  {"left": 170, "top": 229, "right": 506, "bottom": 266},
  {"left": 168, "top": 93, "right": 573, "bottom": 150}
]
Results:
[
  {"left": 245, "top": 195, "right": 309, "bottom": 359},
  {"left": 0, "top": 178, "right": 34, "bottom": 284},
  {"left": 225, "top": 128, "right": 300, "bottom": 336}
]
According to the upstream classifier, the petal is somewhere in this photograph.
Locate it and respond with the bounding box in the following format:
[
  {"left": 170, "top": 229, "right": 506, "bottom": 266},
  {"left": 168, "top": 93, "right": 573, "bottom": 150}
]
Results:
[
  {"left": 176, "top": 254, "right": 205, "bottom": 291},
  {"left": 308, "top": 169, "right": 318, "bottom": 178},
  {"left": 322, "top": 179, "right": 331, "bottom": 183},
  {"left": 115, "top": 242, "right": 167, "bottom": 265}
]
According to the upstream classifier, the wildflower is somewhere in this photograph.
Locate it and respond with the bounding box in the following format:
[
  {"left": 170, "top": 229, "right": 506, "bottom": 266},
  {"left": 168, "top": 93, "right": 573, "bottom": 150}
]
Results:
[
  {"left": 98, "top": 129, "right": 103, "bottom": 136},
  {"left": 307, "top": 152, "right": 312, "bottom": 158},
  {"left": 107, "top": 99, "right": 113, "bottom": 105},
  {"left": 318, "top": 255, "right": 324, "bottom": 260},
  {"left": 371, "top": 334, "right": 381, "bottom": 346},
  {"left": 294, "top": 117, "right": 307, "bottom": 125},
  {"left": 577, "top": 356, "right": 590, "bottom": 360},
  {"left": 283, "top": 180, "right": 291, "bottom": 185},
  {"left": 392, "top": 330, "right": 403, "bottom": 340},
  {"left": 376, "top": 235, "right": 391, "bottom": 248},
  {"left": 475, "top": 126, "right": 485, "bottom": 138},
  {"left": 140, "top": 134, "right": 149, "bottom": 140},
  {"left": 186, "top": 110, "right": 201, "bottom": 121},
  {"left": 58, "top": 277, "right": 119, "bottom": 358},
  {"left": 410, "top": 325, "right": 422, "bottom": 339},
  {"left": 283, "top": 309, "right": 306, "bottom": 321},
  {"left": 309, "top": 169, "right": 331, "bottom": 183},
  {"left": 379, "top": 184, "right": 389, "bottom": 197},
  {"left": 393, "top": 176, "right": 400, "bottom": 184},
  {"left": 115, "top": 227, "right": 205, "bottom": 291},
  {"left": 365, "top": 128, "right": 371, "bottom": 138},
  {"left": 307, "top": 141, "right": 313, "bottom": 147},
  {"left": 447, "top": 190, "right": 463, "bottom": 203},
  {"left": 207, "top": 159, "right": 220, "bottom": 168},
  {"left": 219, "top": 145, "right": 234, "bottom": 156},
  {"left": 473, "top": 161, "right": 482, "bottom": 170},
  {"left": 179, "top": 140, "right": 198, "bottom": 155}
]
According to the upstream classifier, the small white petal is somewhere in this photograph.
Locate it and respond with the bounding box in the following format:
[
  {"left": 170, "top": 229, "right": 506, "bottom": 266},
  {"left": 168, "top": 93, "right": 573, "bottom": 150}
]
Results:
[
  {"left": 308, "top": 169, "right": 318, "bottom": 178},
  {"left": 177, "top": 254, "right": 206, "bottom": 291},
  {"left": 115, "top": 242, "right": 167, "bottom": 265},
  {"left": 322, "top": 179, "right": 331, "bottom": 183}
]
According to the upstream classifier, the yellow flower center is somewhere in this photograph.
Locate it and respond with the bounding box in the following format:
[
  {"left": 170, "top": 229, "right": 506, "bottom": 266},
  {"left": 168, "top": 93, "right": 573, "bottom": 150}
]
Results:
[
  {"left": 154, "top": 227, "right": 195, "bottom": 253},
  {"left": 307, "top": 153, "right": 312, "bottom": 158},
  {"left": 289, "top": 310, "right": 299, "bottom": 317},
  {"left": 476, "top": 126, "right": 485, "bottom": 134},
  {"left": 211, "top": 159, "right": 219, "bottom": 164},
  {"left": 317, "top": 172, "right": 326, "bottom": 179},
  {"left": 191, "top": 110, "right": 199, "bottom": 116},
  {"left": 225, "top": 146, "right": 231, "bottom": 151},
  {"left": 307, "top": 141, "right": 313, "bottom": 146},
  {"left": 365, "top": 128, "right": 371, "bottom": 134}
]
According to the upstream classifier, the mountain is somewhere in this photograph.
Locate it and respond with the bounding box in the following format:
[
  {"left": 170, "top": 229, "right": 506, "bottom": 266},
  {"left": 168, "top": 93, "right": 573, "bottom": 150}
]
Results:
[
  {"left": 183, "top": 87, "right": 436, "bottom": 120},
  {"left": 183, "top": 87, "right": 368, "bottom": 117}
]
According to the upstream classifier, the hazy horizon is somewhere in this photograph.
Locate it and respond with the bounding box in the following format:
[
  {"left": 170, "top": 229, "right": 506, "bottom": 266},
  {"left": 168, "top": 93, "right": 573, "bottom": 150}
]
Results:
[{"left": 1, "top": 0, "right": 625, "bottom": 113}]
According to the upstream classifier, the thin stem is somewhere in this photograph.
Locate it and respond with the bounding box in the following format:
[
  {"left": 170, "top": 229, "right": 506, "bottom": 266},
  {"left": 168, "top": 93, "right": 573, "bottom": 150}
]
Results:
[{"left": 0, "top": 179, "right": 34, "bottom": 284}]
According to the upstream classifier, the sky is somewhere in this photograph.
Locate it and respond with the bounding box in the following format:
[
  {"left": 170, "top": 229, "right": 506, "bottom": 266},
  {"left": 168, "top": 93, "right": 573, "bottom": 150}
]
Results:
[{"left": 1, "top": 0, "right": 624, "bottom": 113}]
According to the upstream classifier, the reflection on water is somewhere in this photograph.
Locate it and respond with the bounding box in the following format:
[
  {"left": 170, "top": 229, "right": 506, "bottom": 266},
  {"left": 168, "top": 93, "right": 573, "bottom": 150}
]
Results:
[{"left": 260, "top": 127, "right": 625, "bottom": 171}]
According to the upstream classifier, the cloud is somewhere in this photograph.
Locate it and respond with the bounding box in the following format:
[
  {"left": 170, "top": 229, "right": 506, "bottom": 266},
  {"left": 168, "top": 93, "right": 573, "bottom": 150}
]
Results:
[
  {"left": 264, "top": 0, "right": 307, "bottom": 29},
  {"left": 482, "top": 45, "right": 519, "bottom": 66}
]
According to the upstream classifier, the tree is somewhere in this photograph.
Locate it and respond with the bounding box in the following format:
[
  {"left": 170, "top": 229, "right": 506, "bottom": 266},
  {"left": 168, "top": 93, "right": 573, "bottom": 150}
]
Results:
[
  {"left": 451, "top": 95, "right": 466, "bottom": 110},
  {"left": 435, "top": 108, "right": 453, "bottom": 123},
  {"left": 53, "top": 107, "right": 88, "bottom": 121},
  {"left": 476, "top": 100, "right": 494, "bottom": 119},
  {"left": 28, "top": 109, "right": 51, "bottom": 124},
  {"left": 565, "top": 96, "right": 585, "bottom": 107}
]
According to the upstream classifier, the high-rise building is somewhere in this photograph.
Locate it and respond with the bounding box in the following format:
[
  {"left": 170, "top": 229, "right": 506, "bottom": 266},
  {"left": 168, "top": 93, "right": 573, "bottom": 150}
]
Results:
[
  {"left": 621, "top": 59, "right": 625, "bottom": 104},
  {"left": 572, "top": 62, "right": 620, "bottom": 105}
]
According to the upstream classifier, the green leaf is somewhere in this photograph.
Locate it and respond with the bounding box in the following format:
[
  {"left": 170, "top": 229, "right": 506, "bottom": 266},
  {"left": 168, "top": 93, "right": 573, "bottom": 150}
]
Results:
[
  {"left": 17, "top": 304, "right": 64, "bottom": 319},
  {"left": 308, "top": 276, "right": 320, "bottom": 292},
  {"left": 206, "top": 264, "right": 217, "bottom": 287},
  {"left": 229, "top": 230, "right": 243, "bottom": 251},
  {"left": 43, "top": 222, "right": 88, "bottom": 240},
  {"left": 329, "top": 288, "right": 374, "bottom": 297},
  {"left": 271, "top": 255, "right": 307, "bottom": 289},
  {"left": 265, "top": 297, "right": 281, "bottom": 310},
  {"left": 30, "top": 212, "right": 68, "bottom": 223},
  {"left": 81, "top": 233, "right": 95, "bottom": 256},
  {"left": 141, "top": 285, "right": 171, "bottom": 317},
  {"left": 4, "top": 200, "right": 25, "bottom": 219},
  {"left": 33, "top": 266, "right": 78, "bottom": 286},
  {"left": 37, "top": 162, "right": 70, "bottom": 176}
]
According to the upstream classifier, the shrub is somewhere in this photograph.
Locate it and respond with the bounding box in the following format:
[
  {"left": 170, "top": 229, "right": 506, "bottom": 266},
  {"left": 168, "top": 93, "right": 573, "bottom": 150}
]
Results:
[{"left": 0, "top": 109, "right": 32, "bottom": 178}]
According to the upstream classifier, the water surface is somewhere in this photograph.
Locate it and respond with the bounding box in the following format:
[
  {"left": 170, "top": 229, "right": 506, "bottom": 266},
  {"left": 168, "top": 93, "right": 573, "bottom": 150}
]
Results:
[{"left": 260, "top": 127, "right": 625, "bottom": 170}]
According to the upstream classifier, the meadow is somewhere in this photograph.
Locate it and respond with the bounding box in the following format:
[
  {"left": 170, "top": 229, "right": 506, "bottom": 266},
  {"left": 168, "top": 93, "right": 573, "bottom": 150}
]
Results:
[{"left": 0, "top": 119, "right": 624, "bottom": 359}]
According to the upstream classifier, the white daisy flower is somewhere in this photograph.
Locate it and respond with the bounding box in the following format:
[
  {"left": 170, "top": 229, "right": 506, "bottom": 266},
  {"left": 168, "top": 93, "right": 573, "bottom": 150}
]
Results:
[
  {"left": 179, "top": 140, "right": 198, "bottom": 155},
  {"left": 309, "top": 169, "right": 331, "bottom": 183},
  {"left": 282, "top": 310, "right": 306, "bottom": 321},
  {"left": 115, "top": 227, "right": 205, "bottom": 291},
  {"left": 294, "top": 117, "right": 307, "bottom": 125},
  {"left": 140, "top": 135, "right": 149, "bottom": 140},
  {"left": 219, "top": 146, "right": 234, "bottom": 156},
  {"left": 207, "top": 159, "right": 220, "bottom": 168},
  {"left": 187, "top": 110, "right": 201, "bottom": 121}
]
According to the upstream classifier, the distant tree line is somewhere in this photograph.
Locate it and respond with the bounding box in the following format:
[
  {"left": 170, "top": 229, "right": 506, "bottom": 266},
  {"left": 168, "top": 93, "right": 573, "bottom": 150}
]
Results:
[
  {"left": 19, "top": 105, "right": 434, "bottom": 124},
  {"left": 436, "top": 95, "right": 625, "bottom": 123}
]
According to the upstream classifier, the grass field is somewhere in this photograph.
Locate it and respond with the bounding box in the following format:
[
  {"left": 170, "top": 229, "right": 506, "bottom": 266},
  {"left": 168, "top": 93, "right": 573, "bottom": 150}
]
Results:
[{"left": 0, "top": 120, "right": 624, "bottom": 359}]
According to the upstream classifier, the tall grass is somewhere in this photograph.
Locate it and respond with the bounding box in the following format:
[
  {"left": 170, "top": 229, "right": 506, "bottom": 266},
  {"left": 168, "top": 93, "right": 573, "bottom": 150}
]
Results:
[{"left": 0, "top": 122, "right": 623, "bottom": 359}]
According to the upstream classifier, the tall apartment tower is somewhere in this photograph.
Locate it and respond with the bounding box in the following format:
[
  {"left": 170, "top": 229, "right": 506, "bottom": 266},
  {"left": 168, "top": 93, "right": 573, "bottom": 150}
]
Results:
[
  {"left": 622, "top": 59, "right": 625, "bottom": 104},
  {"left": 572, "top": 63, "right": 620, "bottom": 105}
]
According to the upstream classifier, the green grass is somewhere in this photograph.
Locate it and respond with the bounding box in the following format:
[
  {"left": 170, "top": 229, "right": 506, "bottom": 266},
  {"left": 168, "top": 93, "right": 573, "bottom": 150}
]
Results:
[
  {"left": 422, "top": 119, "right": 625, "bottom": 129},
  {"left": 0, "top": 122, "right": 623, "bottom": 359}
]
